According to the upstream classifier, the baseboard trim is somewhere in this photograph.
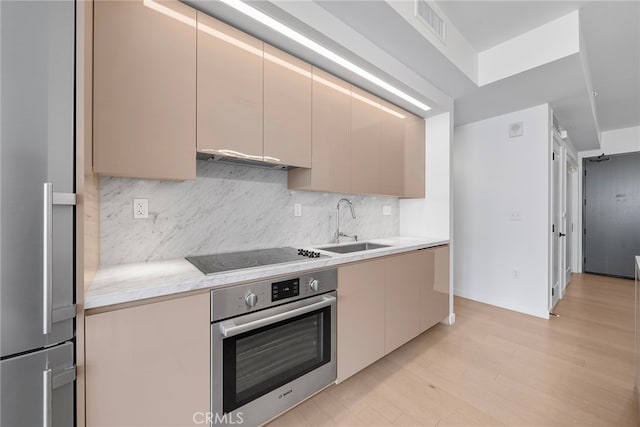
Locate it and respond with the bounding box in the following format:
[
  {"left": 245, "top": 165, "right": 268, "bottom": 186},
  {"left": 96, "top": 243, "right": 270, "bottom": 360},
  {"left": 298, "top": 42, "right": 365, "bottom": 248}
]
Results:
[{"left": 454, "top": 288, "right": 550, "bottom": 320}]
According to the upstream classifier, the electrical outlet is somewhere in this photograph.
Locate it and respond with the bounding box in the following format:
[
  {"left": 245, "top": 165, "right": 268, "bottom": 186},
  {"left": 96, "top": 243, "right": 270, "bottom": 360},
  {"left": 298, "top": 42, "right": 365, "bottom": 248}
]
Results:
[
  {"left": 512, "top": 269, "right": 520, "bottom": 279},
  {"left": 382, "top": 205, "right": 392, "bottom": 216},
  {"left": 294, "top": 203, "right": 302, "bottom": 217},
  {"left": 133, "top": 198, "right": 148, "bottom": 219},
  {"left": 509, "top": 210, "right": 522, "bottom": 221}
]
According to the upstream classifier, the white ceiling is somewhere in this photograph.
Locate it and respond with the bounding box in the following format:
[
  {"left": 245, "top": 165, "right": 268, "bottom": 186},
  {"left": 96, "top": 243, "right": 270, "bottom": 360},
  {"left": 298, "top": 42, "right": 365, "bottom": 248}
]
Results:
[
  {"left": 434, "top": 1, "right": 588, "bottom": 51},
  {"left": 310, "top": 0, "right": 639, "bottom": 150},
  {"left": 437, "top": 0, "right": 640, "bottom": 136},
  {"left": 580, "top": 1, "right": 640, "bottom": 131}
]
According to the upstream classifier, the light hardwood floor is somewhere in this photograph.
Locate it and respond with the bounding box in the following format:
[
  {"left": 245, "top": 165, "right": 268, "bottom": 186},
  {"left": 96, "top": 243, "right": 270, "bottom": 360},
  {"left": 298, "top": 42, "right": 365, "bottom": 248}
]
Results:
[{"left": 268, "top": 273, "right": 638, "bottom": 427}]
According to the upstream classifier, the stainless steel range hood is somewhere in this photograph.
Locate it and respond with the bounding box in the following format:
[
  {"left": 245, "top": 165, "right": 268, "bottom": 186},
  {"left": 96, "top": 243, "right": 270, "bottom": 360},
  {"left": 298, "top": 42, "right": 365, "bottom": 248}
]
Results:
[{"left": 196, "top": 152, "right": 296, "bottom": 170}]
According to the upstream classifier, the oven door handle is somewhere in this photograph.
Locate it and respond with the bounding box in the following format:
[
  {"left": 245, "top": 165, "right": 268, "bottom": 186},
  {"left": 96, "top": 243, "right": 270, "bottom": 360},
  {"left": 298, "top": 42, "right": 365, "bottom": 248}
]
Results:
[{"left": 219, "top": 295, "right": 335, "bottom": 338}]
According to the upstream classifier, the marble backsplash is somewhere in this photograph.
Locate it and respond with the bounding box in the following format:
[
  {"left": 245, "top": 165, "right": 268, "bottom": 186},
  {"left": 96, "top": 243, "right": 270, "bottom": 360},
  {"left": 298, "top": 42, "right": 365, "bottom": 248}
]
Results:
[{"left": 100, "top": 160, "right": 399, "bottom": 266}]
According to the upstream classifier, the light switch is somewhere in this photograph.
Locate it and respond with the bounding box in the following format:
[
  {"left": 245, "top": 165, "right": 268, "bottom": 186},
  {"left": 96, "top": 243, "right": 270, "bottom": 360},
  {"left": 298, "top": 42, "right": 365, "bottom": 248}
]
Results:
[
  {"left": 294, "top": 203, "right": 302, "bottom": 217},
  {"left": 382, "top": 205, "right": 392, "bottom": 216}
]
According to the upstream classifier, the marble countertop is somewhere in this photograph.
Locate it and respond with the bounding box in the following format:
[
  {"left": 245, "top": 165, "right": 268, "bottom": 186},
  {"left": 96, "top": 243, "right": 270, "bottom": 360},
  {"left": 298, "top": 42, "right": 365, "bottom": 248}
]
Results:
[{"left": 85, "top": 236, "right": 449, "bottom": 310}]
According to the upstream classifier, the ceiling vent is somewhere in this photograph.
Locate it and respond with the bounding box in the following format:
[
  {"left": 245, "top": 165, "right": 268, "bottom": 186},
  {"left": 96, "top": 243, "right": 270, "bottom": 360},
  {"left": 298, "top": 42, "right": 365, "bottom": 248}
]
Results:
[{"left": 415, "top": 0, "right": 446, "bottom": 42}]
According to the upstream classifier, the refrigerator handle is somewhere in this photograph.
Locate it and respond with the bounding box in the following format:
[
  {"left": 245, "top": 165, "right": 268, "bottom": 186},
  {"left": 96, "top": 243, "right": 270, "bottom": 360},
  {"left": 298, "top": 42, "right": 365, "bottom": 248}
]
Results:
[
  {"left": 42, "top": 368, "right": 52, "bottom": 427},
  {"left": 52, "top": 365, "right": 77, "bottom": 389},
  {"left": 43, "top": 183, "right": 77, "bottom": 335},
  {"left": 43, "top": 183, "right": 53, "bottom": 335}
]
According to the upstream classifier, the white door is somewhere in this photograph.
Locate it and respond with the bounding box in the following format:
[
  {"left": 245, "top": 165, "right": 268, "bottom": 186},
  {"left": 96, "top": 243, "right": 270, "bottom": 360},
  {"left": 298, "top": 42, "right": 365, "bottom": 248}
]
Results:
[
  {"left": 550, "top": 139, "right": 562, "bottom": 310},
  {"left": 564, "top": 159, "right": 575, "bottom": 289}
]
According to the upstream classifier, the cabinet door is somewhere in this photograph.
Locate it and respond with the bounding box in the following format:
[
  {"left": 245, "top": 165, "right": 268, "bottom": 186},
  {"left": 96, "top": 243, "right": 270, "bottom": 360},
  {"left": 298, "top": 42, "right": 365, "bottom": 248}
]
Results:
[
  {"left": 85, "top": 294, "right": 210, "bottom": 427},
  {"left": 350, "top": 86, "right": 382, "bottom": 195},
  {"left": 420, "top": 245, "right": 450, "bottom": 332},
  {"left": 337, "top": 260, "right": 385, "bottom": 383},
  {"left": 403, "top": 114, "right": 426, "bottom": 198},
  {"left": 263, "top": 44, "right": 312, "bottom": 168},
  {"left": 288, "top": 68, "right": 351, "bottom": 192},
  {"left": 197, "top": 13, "right": 263, "bottom": 160},
  {"left": 93, "top": 0, "right": 196, "bottom": 180},
  {"left": 385, "top": 252, "right": 422, "bottom": 353},
  {"left": 380, "top": 101, "right": 406, "bottom": 196}
]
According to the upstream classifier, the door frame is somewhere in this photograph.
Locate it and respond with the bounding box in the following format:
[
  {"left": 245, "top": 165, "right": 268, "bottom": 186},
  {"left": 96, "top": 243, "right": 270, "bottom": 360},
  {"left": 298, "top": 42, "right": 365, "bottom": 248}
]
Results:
[
  {"left": 581, "top": 151, "right": 640, "bottom": 278},
  {"left": 549, "top": 135, "right": 564, "bottom": 311}
]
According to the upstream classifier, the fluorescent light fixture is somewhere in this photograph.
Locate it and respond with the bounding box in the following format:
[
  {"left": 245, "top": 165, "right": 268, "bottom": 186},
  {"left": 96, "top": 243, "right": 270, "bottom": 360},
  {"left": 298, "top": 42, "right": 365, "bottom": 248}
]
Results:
[{"left": 218, "top": 0, "right": 431, "bottom": 112}]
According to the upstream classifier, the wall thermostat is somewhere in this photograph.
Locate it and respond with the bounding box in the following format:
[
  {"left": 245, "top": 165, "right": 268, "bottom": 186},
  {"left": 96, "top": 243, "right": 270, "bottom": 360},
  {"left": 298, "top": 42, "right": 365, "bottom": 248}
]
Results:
[{"left": 509, "top": 121, "right": 524, "bottom": 138}]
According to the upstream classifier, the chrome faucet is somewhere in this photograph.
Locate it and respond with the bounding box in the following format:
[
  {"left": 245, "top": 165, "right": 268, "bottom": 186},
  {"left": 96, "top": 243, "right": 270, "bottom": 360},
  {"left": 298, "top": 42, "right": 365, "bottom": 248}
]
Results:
[{"left": 336, "top": 198, "right": 357, "bottom": 243}]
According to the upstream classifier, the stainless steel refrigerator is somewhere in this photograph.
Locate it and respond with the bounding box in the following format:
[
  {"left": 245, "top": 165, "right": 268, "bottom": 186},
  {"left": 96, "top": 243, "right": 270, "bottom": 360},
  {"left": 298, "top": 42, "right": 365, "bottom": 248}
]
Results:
[{"left": 1, "top": 1, "right": 77, "bottom": 425}]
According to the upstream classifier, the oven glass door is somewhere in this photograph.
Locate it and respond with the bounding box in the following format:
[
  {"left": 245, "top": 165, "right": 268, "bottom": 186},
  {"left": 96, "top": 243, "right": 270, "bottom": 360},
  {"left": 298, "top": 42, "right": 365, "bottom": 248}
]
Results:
[{"left": 222, "top": 305, "right": 331, "bottom": 414}]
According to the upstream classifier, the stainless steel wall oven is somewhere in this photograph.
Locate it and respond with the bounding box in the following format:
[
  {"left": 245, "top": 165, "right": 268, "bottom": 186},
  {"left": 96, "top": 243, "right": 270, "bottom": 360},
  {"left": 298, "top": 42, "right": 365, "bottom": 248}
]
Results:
[{"left": 211, "top": 269, "right": 337, "bottom": 426}]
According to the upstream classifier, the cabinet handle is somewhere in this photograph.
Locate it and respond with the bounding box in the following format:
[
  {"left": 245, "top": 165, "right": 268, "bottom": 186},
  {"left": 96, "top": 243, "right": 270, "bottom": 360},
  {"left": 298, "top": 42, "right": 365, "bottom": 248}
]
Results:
[
  {"left": 52, "top": 366, "right": 76, "bottom": 389},
  {"left": 42, "top": 369, "right": 52, "bottom": 427},
  {"left": 42, "top": 183, "right": 77, "bottom": 335},
  {"left": 43, "top": 183, "right": 52, "bottom": 334},
  {"left": 42, "top": 364, "right": 76, "bottom": 427},
  {"left": 219, "top": 295, "right": 335, "bottom": 338}
]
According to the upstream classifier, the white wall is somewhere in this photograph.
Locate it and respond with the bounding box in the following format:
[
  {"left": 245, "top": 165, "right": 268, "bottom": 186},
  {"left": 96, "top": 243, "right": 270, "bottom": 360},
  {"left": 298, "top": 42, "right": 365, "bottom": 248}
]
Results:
[
  {"left": 600, "top": 126, "right": 640, "bottom": 154},
  {"left": 453, "top": 104, "right": 551, "bottom": 319},
  {"left": 400, "top": 112, "right": 450, "bottom": 239}
]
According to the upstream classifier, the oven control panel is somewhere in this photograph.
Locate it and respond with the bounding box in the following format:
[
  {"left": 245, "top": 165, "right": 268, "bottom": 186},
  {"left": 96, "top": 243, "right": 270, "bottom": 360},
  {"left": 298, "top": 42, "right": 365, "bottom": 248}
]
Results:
[
  {"left": 211, "top": 268, "right": 337, "bottom": 322},
  {"left": 272, "top": 278, "right": 300, "bottom": 302}
]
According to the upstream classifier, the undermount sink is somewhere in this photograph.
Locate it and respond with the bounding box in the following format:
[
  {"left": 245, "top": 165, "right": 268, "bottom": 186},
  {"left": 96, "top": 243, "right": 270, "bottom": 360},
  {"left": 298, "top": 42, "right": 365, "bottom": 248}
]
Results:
[{"left": 318, "top": 242, "right": 390, "bottom": 254}]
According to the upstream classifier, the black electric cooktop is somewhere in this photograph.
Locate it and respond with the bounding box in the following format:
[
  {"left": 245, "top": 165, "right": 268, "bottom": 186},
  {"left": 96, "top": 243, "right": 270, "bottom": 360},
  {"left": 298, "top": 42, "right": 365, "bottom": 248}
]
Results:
[{"left": 185, "top": 247, "right": 326, "bottom": 275}]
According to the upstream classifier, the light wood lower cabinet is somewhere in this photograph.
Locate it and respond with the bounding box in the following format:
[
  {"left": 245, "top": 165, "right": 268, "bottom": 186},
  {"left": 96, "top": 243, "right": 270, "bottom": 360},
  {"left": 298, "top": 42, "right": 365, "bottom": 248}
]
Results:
[
  {"left": 421, "top": 245, "right": 450, "bottom": 331},
  {"left": 93, "top": 0, "right": 196, "bottom": 181},
  {"left": 85, "top": 293, "right": 210, "bottom": 427},
  {"left": 337, "top": 246, "right": 449, "bottom": 383},
  {"left": 337, "top": 260, "right": 386, "bottom": 383},
  {"left": 385, "top": 251, "right": 422, "bottom": 353}
]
